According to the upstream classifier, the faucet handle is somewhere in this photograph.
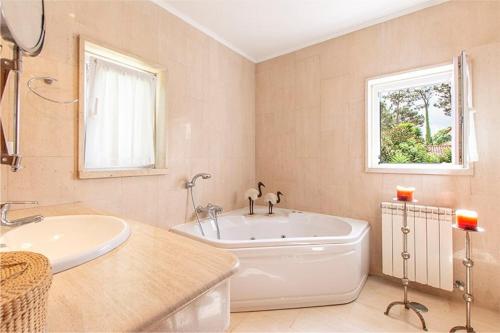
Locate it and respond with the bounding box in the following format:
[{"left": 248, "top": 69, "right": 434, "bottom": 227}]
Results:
[
  {"left": 208, "top": 203, "right": 223, "bottom": 213},
  {"left": 0, "top": 201, "right": 38, "bottom": 208},
  {"left": 1, "top": 201, "right": 38, "bottom": 205}
]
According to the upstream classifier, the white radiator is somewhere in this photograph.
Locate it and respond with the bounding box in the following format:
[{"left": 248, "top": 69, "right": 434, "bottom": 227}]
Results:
[{"left": 381, "top": 202, "right": 453, "bottom": 291}]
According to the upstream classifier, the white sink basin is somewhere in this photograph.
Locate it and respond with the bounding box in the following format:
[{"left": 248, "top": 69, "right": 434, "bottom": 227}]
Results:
[{"left": 0, "top": 215, "right": 130, "bottom": 273}]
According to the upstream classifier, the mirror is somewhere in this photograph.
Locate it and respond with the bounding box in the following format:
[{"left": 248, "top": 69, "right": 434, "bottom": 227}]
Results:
[
  {"left": 0, "top": 0, "right": 46, "bottom": 172},
  {"left": 0, "top": 0, "right": 45, "bottom": 55}
]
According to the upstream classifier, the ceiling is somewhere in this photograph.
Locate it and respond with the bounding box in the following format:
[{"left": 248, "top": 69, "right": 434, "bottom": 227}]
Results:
[{"left": 153, "top": 0, "right": 447, "bottom": 63}]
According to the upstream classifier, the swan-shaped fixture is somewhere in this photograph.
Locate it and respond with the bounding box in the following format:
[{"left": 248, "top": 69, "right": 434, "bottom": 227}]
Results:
[
  {"left": 244, "top": 182, "right": 265, "bottom": 215},
  {"left": 263, "top": 191, "right": 283, "bottom": 215}
]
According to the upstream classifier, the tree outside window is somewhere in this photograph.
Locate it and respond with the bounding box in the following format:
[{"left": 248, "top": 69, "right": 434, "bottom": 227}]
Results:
[{"left": 379, "top": 82, "right": 452, "bottom": 164}]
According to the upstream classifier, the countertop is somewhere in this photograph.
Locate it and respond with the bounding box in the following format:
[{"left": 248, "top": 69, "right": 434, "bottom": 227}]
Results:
[{"left": 3, "top": 204, "right": 239, "bottom": 332}]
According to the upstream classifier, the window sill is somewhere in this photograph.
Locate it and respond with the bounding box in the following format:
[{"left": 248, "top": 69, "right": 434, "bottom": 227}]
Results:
[
  {"left": 365, "top": 164, "right": 473, "bottom": 176},
  {"left": 78, "top": 168, "right": 168, "bottom": 179}
]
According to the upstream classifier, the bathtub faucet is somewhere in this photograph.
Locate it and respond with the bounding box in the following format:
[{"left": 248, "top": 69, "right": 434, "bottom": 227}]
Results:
[
  {"left": 196, "top": 203, "right": 223, "bottom": 219},
  {"left": 186, "top": 172, "right": 212, "bottom": 237},
  {"left": 196, "top": 203, "right": 223, "bottom": 239}
]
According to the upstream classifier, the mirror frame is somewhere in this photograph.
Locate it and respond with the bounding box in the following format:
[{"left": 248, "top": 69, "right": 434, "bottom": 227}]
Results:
[{"left": 0, "top": 0, "right": 46, "bottom": 56}]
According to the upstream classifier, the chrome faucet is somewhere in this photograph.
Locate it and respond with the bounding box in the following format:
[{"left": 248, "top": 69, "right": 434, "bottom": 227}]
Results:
[
  {"left": 196, "top": 203, "right": 223, "bottom": 239},
  {"left": 185, "top": 173, "right": 211, "bottom": 188},
  {"left": 186, "top": 173, "right": 223, "bottom": 239},
  {"left": 0, "top": 201, "right": 44, "bottom": 227},
  {"left": 186, "top": 173, "right": 212, "bottom": 236},
  {"left": 196, "top": 203, "right": 223, "bottom": 219}
]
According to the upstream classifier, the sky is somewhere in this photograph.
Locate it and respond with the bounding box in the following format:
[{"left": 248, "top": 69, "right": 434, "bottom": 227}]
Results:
[{"left": 427, "top": 94, "right": 452, "bottom": 135}]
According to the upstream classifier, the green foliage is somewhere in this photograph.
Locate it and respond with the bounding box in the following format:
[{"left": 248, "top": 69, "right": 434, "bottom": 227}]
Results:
[
  {"left": 433, "top": 127, "right": 452, "bottom": 145},
  {"left": 433, "top": 83, "right": 452, "bottom": 116},
  {"left": 379, "top": 82, "right": 453, "bottom": 165},
  {"left": 380, "top": 91, "right": 424, "bottom": 130},
  {"left": 390, "top": 150, "right": 410, "bottom": 163},
  {"left": 414, "top": 86, "right": 434, "bottom": 145},
  {"left": 380, "top": 122, "right": 444, "bottom": 164},
  {"left": 386, "top": 122, "right": 423, "bottom": 144},
  {"left": 439, "top": 147, "right": 452, "bottom": 163}
]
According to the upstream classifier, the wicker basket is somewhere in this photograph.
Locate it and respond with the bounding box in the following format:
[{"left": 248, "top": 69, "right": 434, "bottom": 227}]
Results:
[{"left": 1, "top": 251, "right": 52, "bottom": 333}]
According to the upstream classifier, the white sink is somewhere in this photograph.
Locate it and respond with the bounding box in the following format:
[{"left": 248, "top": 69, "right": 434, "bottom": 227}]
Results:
[{"left": 0, "top": 215, "right": 130, "bottom": 273}]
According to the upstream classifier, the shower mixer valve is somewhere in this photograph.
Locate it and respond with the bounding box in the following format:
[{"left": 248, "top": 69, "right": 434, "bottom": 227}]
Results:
[{"left": 196, "top": 203, "right": 223, "bottom": 219}]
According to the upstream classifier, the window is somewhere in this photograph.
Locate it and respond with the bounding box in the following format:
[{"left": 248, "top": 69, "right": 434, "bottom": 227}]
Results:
[
  {"left": 366, "top": 59, "right": 475, "bottom": 175},
  {"left": 78, "top": 38, "right": 167, "bottom": 178}
]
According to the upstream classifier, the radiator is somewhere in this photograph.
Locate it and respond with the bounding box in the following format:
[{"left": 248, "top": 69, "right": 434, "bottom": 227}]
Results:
[{"left": 381, "top": 202, "right": 453, "bottom": 291}]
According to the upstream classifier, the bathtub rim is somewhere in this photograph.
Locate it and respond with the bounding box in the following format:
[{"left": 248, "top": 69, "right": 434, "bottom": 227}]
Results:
[{"left": 170, "top": 207, "right": 370, "bottom": 249}]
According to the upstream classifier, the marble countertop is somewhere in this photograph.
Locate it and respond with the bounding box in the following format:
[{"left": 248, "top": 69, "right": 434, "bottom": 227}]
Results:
[{"left": 3, "top": 204, "right": 239, "bottom": 332}]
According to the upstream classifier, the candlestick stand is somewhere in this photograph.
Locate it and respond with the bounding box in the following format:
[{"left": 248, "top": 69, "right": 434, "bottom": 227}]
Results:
[
  {"left": 384, "top": 199, "right": 428, "bottom": 331},
  {"left": 450, "top": 225, "right": 484, "bottom": 333}
]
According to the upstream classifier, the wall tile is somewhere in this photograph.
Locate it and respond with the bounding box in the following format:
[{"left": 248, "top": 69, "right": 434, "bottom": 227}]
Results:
[
  {"left": 3, "top": 0, "right": 255, "bottom": 230},
  {"left": 295, "top": 108, "right": 321, "bottom": 158},
  {"left": 6, "top": 157, "right": 76, "bottom": 206},
  {"left": 255, "top": 1, "right": 500, "bottom": 310},
  {"left": 294, "top": 56, "right": 320, "bottom": 109}
]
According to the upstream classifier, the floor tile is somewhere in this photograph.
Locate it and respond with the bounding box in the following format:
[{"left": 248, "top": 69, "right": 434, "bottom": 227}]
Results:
[{"left": 229, "top": 276, "right": 499, "bottom": 332}]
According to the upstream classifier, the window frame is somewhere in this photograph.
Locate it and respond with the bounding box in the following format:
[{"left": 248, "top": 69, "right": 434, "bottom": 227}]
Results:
[
  {"left": 78, "top": 36, "right": 168, "bottom": 179},
  {"left": 365, "top": 63, "right": 473, "bottom": 176}
]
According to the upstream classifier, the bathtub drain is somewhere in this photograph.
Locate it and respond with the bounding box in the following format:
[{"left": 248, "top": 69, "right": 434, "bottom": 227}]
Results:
[
  {"left": 250, "top": 237, "right": 255, "bottom": 240},
  {"left": 281, "top": 235, "right": 286, "bottom": 238}
]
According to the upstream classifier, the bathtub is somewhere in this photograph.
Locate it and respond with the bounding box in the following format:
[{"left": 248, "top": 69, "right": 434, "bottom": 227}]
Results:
[{"left": 171, "top": 206, "right": 370, "bottom": 312}]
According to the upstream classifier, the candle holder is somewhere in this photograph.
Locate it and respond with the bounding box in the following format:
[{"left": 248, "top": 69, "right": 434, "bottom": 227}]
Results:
[
  {"left": 449, "top": 224, "right": 485, "bottom": 333},
  {"left": 384, "top": 198, "right": 429, "bottom": 331}
]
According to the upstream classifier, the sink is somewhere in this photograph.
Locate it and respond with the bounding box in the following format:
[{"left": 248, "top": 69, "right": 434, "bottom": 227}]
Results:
[{"left": 0, "top": 215, "right": 130, "bottom": 273}]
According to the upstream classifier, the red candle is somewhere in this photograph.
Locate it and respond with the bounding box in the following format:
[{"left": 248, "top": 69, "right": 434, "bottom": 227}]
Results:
[
  {"left": 456, "top": 209, "right": 478, "bottom": 230},
  {"left": 396, "top": 186, "right": 415, "bottom": 201}
]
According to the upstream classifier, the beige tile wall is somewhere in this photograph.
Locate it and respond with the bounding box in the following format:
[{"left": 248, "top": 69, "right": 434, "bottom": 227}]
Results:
[
  {"left": 1, "top": 0, "right": 499, "bottom": 313},
  {"left": 255, "top": 1, "right": 500, "bottom": 311},
  {"left": 0, "top": 0, "right": 255, "bottom": 229}
]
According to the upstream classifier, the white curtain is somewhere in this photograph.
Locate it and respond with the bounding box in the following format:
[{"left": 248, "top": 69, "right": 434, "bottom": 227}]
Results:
[{"left": 84, "top": 55, "right": 157, "bottom": 169}]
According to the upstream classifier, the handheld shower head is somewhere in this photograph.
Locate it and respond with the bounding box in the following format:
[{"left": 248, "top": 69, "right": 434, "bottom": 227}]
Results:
[{"left": 186, "top": 173, "right": 211, "bottom": 188}]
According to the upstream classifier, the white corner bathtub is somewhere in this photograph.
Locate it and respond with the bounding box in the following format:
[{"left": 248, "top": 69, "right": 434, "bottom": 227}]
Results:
[{"left": 171, "top": 206, "right": 370, "bottom": 312}]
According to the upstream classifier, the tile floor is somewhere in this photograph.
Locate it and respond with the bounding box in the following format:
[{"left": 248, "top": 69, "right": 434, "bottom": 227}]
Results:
[{"left": 229, "top": 276, "right": 499, "bottom": 332}]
